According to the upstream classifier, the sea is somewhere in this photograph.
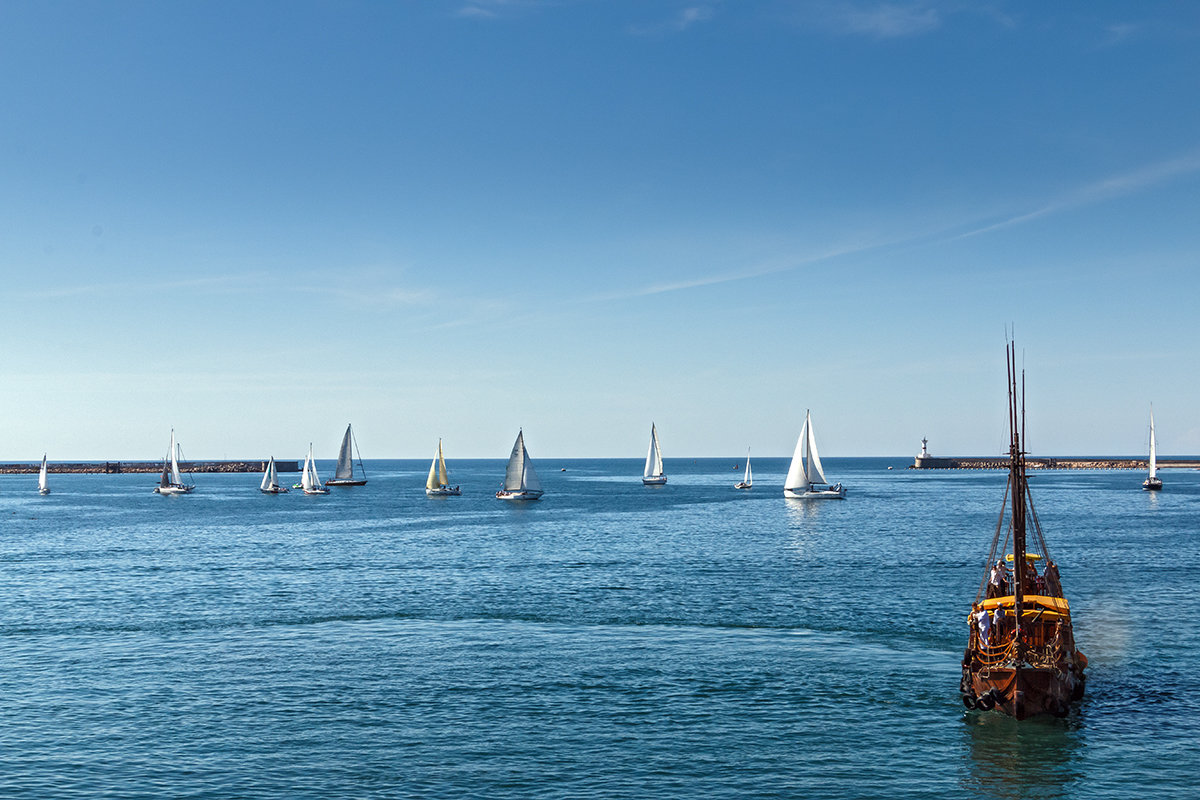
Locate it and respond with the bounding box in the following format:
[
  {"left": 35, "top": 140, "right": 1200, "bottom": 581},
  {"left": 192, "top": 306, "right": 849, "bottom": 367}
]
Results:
[{"left": 1, "top": 457, "right": 1197, "bottom": 799}]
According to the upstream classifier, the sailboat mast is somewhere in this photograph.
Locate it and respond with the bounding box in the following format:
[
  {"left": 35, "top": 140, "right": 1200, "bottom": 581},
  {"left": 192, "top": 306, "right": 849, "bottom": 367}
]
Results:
[{"left": 803, "top": 410, "right": 811, "bottom": 487}]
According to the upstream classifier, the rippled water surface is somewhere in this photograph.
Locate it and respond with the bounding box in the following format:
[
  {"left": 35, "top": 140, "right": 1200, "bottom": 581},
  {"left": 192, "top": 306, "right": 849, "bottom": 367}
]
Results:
[{"left": 2, "top": 458, "right": 1197, "bottom": 798}]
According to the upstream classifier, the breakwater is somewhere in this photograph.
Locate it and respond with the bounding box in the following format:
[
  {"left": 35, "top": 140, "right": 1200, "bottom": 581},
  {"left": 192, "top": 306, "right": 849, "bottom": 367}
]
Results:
[
  {"left": 0, "top": 461, "right": 301, "bottom": 475},
  {"left": 910, "top": 457, "right": 1200, "bottom": 470}
]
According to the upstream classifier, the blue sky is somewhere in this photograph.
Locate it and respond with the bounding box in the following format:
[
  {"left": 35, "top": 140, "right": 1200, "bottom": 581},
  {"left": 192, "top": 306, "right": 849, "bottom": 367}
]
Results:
[{"left": 2, "top": 1, "right": 1199, "bottom": 460}]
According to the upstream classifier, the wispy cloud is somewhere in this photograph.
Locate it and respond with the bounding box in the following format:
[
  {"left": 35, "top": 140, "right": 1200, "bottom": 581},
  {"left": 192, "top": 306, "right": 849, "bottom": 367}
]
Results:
[
  {"left": 12, "top": 273, "right": 264, "bottom": 301},
  {"left": 955, "top": 149, "right": 1200, "bottom": 240},
  {"left": 594, "top": 147, "right": 1200, "bottom": 302},
  {"left": 455, "top": 0, "right": 554, "bottom": 20},
  {"left": 588, "top": 237, "right": 903, "bottom": 302},
  {"left": 839, "top": 3, "right": 941, "bottom": 37},
  {"left": 627, "top": 3, "right": 718, "bottom": 36},
  {"left": 1102, "top": 22, "right": 1141, "bottom": 46},
  {"left": 792, "top": 1, "right": 943, "bottom": 39}
]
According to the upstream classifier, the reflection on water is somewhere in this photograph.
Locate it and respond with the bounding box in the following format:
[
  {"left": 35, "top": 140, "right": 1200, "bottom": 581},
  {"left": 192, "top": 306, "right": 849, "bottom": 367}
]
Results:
[
  {"left": 783, "top": 498, "right": 832, "bottom": 560},
  {"left": 783, "top": 497, "right": 830, "bottom": 525},
  {"left": 960, "top": 710, "right": 1083, "bottom": 799}
]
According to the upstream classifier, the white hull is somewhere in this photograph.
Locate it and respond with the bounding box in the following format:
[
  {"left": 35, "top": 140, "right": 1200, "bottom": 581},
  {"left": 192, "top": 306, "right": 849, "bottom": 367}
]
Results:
[
  {"left": 784, "top": 484, "right": 846, "bottom": 500},
  {"left": 642, "top": 475, "right": 667, "bottom": 486},
  {"left": 260, "top": 486, "right": 289, "bottom": 494},
  {"left": 154, "top": 484, "right": 195, "bottom": 495},
  {"left": 426, "top": 486, "right": 462, "bottom": 496},
  {"left": 303, "top": 487, "right": 331, "bottom": 495},
  {"left": 496, "top": 489, "right": 543, "bottom": 501},
  {"left": 735, "top": 482, "right": 751, "bottom": 490}
]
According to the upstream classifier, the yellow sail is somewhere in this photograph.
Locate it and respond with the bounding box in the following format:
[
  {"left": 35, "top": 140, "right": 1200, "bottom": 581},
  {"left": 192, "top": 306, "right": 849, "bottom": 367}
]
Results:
[
  {"left": 426, "top": 449, "right": 440, "bottom": 490},
  {"left": 437, "top": 440, "right": 449, "bottom": 486}
]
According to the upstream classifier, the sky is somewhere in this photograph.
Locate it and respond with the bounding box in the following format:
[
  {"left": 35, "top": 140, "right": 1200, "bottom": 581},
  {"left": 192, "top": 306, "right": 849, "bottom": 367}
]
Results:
[{"left": 2, "top": 0, "right": 1199, "bottom": 460}]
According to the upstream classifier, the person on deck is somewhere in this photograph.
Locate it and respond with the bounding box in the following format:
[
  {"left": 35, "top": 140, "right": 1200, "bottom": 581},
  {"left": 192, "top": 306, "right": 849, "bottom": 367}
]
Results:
[
  {"left": 975, "top": 608, "right": 992, "bottom": 648},
  {"left": 988, "top": 561, "right": 1008, "bottom": 597},
  {"left": 992, "top": 605, "right": 1006, "bottom": 640}
]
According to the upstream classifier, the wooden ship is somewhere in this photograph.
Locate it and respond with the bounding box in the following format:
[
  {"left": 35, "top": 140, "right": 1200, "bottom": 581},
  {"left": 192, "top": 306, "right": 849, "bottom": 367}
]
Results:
[{"left": 959, "top": 343, "right": 1087, "bottom": 718}]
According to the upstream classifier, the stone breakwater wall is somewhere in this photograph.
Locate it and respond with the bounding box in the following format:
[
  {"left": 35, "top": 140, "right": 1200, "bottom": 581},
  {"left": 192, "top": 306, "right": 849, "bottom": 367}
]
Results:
[
  {"left": 911, "top": 457, "right": 1200, "bottom": 470},
  {"left": 0, "top": 461, "right": 301, "bottom": 474}
]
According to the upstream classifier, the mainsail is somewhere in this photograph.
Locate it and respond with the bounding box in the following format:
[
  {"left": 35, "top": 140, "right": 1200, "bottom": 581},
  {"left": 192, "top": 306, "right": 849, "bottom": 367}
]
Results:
[
  {"left": 784, "top": 418, "right": 809, "bottom": 491},
  {"left": 644, "top": 424, "right": 665, "bottom": 479},
  {"left": 38, "top": 454, "right": 49, "bottom": 493},
  {"left": 261, "top": 457, "right": 276, "bottom": 491},
  {"left": 301, "top": 446, "right": 315, "bottom": 491},
  {"left": 743, "top": 450, "right": 753, "bottom": 487},
  {"left": 334, "top": 424, "right": 355, "bottom": 481},
  {"left": 505, "top": 430, "right": 542, "bottom": 492},
  {"left": 170, "top": 431, "right": 185, "bottom": 485},
  {"left": 804, "top": 411, "right": 829, "bottom": 485}
]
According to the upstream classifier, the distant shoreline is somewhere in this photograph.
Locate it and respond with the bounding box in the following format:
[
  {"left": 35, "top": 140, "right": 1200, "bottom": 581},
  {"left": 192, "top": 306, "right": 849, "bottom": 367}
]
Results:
[
  {"left": 0, "top": 461, "right": 301, "bottom": 475},
  {"left": 910, "top": 456, "right": 1200, "bottom": 470}
]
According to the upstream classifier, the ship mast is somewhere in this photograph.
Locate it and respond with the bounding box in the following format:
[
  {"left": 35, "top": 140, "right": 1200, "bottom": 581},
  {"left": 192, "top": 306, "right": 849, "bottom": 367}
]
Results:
[{"left": 1008, "top": 342, "right": 1026, "bottom": 661}]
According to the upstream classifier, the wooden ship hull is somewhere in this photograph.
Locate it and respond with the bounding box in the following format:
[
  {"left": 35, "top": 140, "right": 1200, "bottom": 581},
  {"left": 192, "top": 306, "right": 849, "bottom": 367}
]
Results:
[{"left": 963, "top": 663, "right": 1084, "bottom": 720}]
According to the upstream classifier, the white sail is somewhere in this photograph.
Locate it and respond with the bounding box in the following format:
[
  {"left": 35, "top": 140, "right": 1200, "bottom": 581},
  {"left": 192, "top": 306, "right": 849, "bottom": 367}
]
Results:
[
  {"left": 261, "top": 457, "right": 275, "bottom": 491},
  {"left": 301, "top": 446, "right": 314, "bottom": 491},
  {"left": 522, "top": 441, "right": 543, "bottom": 492},
  {"left": 169, "top": 430, "right": 184, "bottom": 485},
  {"left": 644, "top": 423, "right": 665, "bottom": 479},
  {"left": 784, "top": 419, "right": 809, "bottom": 491},
  {"left": 38, "top": 454, "right": 49, "bottom": 493},
  {"left": 334, "top": 424, "right": 355, "bottom": 481},
  {"left": 1149, "top": 406, "right": 1158, "bottom": 480},
  {"left": 504, "top": 431, "right": 527, "bottom": 491},
  {"left": 426, "top": 439, "right": 450, "bottom": 490},
  {"left": 504, "top": 431, "right": 542, "bottom": 492},
  {"left": 743, "top": 449, "right": 752, "bottom": 487},
  {"left": 803, "top": 410, "right": 829, "bottom": 485},
  {"left": 309, "top": 445, "right": 322, "bottom": 486}
]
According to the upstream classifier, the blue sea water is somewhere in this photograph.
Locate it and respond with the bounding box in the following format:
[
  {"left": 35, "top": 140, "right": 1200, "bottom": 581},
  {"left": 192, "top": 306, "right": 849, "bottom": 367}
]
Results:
[{"left": 1, "top": 457, "right": 1197, "bottom": 799}]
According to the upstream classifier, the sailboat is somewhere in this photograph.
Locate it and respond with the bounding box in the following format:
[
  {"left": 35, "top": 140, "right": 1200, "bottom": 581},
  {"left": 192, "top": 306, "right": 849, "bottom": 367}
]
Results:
[
  {"left": 153, "top": 429, "right": 195, "bottom": 494},
  {"left": 735, "top": 448, "right": 752, "bottom": 490},
  {"left": 959, "top": 342, "right": 1087, "bottom": 719},
  {"left": 783, "top": 411, "right": 845, "bottom": 499},
  {"left": 260, "top": 456, "right": 289, "bottom": 494},
  {"left": 496, "top": 429, "right": 543, "bottom": 501},
  {"left": 301, "top": 443, "right": 330, "bottom": 495},
  {"left": 642, "top": 423, "right": 667, "bottom": 485},
  {"left": 38, "top": 454, "right": 50, "bottom": 495},
  {"left": 1143, "top": 405, "right": 1163, "bottom": 491},
  {"left": 325, "top": 423, "right": 368, "bottom": 486},
  {"left": 426, "top": 439, "right": 461, "bottom": 496}
]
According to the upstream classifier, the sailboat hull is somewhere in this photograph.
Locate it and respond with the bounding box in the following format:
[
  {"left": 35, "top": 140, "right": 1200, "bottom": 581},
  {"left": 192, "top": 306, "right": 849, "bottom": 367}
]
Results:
[
  {"left": 1142, "top": 478, "right": 1163, "bottom": 491},
  {"left": 324, "top": 479, "right": 367, "bottom": 486},
  {"left": 734, "top": 483, "right": 751, "bottom": 490},
  {"left": 39, "top": 488, "right": 50, "bottom": 495},
  {"left": 154, "top": 485, "right": 195, "bottom": 495},
  {"left": 426, "top": 487, "right": 462, "bottom": 496},
  {"left": 784, "top": 484, "right": 845, "bottom": 499},
  {"left": 260, "top": 486, "right": 289, "bottom": 494},
  {"left": 496, "top": 490, "right": 543, "bottom": 501},
  {"left": 642, "top": 476, "right": 667, "bottom": 486}
]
